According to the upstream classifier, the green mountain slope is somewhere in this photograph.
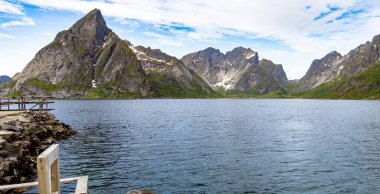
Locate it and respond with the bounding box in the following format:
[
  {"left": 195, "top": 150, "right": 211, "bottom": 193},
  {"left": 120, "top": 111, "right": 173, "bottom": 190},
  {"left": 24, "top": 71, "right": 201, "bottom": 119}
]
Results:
[{"left": 296, "top": 61, "right": 380, "bottom": 99}]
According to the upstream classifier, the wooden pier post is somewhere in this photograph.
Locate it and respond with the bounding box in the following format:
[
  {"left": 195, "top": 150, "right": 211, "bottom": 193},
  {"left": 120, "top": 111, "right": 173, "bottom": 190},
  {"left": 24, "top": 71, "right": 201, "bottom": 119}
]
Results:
[
  {"left": 37, "top": 144, "right": 60, "bottom": 194},
  {"left": 0, "top": 144, "right": 88, "bottom": 193}
]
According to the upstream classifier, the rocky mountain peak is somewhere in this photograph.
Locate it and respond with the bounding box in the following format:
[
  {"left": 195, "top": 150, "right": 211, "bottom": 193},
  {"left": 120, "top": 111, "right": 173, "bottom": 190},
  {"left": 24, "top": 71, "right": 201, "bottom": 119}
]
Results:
[
  {"left": 307, "top": 51, "right": 341, "bottom": 74},
  {"left": 258, "top": 59, "right": 288, "bottom": 84},
  {"left": 2, "top": 8, "right": 214, "bottom": 98},
  {"left": 225, "top": 47, "right": 259, "bottom": 64},
  {"left": 67, "top": 8, "right": 110, "bottom": 44},
  {"left": 181, "top": 46, "right": 287, "bottom": 91},
  {"left": 372, "top": 34, "right": 380, "bottom": 43},
  {"left": 325, "top": 51, "right": 342, "bottom": 59},
  {"left": 204, "top": 47, "right": 221, "bottom": 54},
  {"left": 298, "top": 51, "right": 342, "bottom": 91},
  {"left": 71, "top": 9, "right": 106, "bottom": 29}
]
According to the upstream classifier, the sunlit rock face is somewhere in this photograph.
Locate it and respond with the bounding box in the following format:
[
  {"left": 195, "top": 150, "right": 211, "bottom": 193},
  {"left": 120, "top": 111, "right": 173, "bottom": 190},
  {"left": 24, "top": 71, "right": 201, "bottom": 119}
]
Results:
[
  {"left": 182, "top": 47, "right": 287, "bottom": 92},
  {"left": 300, "top": 34, "right": 380, "bottom": 91}
]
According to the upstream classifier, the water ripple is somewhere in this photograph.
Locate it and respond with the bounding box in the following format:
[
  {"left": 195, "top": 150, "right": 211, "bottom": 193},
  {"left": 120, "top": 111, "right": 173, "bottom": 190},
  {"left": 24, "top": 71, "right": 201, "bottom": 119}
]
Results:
[{"left": 25, "top": 99, "right": 380, "bottom": 193}]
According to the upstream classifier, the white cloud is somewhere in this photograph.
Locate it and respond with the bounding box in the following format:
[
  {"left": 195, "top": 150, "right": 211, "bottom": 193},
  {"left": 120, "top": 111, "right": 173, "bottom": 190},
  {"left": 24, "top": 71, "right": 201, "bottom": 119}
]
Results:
[
  {"left": 15, "top": 0, "right": 380, "bottom": 78},
  {"left": 114, "top": 18, "right": 139, "bottom": 26},
  {"left": 143, "top": 31, "right": 183, "bottom": 46},
  {"left": 187, "top": 28, "right": 224, "bottom": 41},
  {"left": 0, "top": 32, "right": 14, "bottom": 39},
  {"left": 0, "top": 0, "right": 23, "bottom": 15},
  {"left": 1, "top": 17, "right": 36, "bottom": 29}
]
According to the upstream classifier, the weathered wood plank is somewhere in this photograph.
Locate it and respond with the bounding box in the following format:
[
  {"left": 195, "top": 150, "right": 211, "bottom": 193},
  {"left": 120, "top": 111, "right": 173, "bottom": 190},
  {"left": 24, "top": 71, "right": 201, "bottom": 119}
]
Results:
[
  {"left": 38, "top": 144, "right": 59, "bottom": 166},
  {"left": 75, "top": 176, "right": 88, "bottom": 194},
  {"left": 0, "top": 177, "right": 87, "bottom": 190},
  {"left": 37, "top": 153, "right": 51, "bottom": 194},
  {"left": 0, "top": 143, "right": 87, "bottom": 194}
]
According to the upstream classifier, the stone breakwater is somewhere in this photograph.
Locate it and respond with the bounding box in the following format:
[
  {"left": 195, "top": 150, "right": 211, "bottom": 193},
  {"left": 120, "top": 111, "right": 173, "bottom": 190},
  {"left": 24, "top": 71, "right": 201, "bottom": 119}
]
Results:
[{"left": 0, "top": 111, "right": 75, "bottom": 191}]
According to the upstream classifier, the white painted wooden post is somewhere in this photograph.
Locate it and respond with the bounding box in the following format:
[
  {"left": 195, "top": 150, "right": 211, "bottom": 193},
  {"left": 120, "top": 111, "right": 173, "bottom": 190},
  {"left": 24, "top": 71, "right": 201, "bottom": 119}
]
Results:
[
  {"left": 37, "top": 144, "right": 60, "bottom": 194},
  {"left": 0, "top": 144, "right": 87, "bottom": 193}
]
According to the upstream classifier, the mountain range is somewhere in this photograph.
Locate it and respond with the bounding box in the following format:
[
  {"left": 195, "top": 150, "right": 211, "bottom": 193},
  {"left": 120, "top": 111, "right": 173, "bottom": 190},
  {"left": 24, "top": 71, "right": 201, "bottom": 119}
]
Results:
[
  {"left": 0, "top": 75, "right": 11, "bottom": 85},
  {"left": 1, "top": 9, "right": 379, "bottom": 99}
]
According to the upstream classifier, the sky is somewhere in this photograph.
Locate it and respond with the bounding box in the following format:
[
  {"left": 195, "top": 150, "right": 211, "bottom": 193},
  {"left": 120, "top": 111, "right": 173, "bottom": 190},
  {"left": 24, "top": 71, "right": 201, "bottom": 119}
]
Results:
[{"left": 1, "top": 0, "right": 380, "bottom": 79}]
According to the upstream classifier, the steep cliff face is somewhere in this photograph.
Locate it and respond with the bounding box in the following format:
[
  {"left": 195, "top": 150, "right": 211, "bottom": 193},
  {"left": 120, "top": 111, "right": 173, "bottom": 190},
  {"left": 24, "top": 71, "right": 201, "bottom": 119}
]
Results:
[
  {"left": 181, "top": 47, "right": 287, "bottom": 93},
  {"left": 299, "top": 51, "right": 342, "bottom": 91},
  {"left": 14, "top": 9, "right": 111, "bottom": 85},
  {"left": 7, "top": 9, "right": 149, "bottom": 98},
  {"left": 258, "top": 59, "right": 288, "bottom": 84},
  {"left": 234, "top": 63, "right": 283, "bottom": 93},
  {"left": 181, "top": 47, "right": 258, "bottom": 89},
  {"left": 181, "top": 47, "right": 259, "bottom": 89},
  {"left": 127, "top": 44, "right": 214, "bottom": 97},
  {"left": 2, "top": 9, "right": 213, "bottom": 98},
  {"left": 299, "top": 60, "right": 380, "bottom": 99},
  {"left": 300, "top": 34, "right": 380, "bottom": 91}
]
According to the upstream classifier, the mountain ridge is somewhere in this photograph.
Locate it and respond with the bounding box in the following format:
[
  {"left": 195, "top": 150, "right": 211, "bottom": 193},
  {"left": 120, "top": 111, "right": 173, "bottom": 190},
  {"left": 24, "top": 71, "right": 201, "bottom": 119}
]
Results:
[
  {"left": 299, "top": 33, "right": 380, "bottom": 92},
  {"left": 0, "top": 75, "right": 11, "bottom": 85},
  {"left": 181, "top": 47, "right": 287, "bottom": 93},
  {"left": 1, "top": 8, "right": 379, "bottom": 99},
  {"left": 1, "top": 9, "right": 214, "bottom": 98}
]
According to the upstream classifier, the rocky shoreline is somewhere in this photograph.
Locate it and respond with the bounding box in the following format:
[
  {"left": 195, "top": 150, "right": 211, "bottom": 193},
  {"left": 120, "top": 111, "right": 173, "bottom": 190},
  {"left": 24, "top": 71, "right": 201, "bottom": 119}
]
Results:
[{"left": 0, "top": 111, "right": 75, "bottom": 193}]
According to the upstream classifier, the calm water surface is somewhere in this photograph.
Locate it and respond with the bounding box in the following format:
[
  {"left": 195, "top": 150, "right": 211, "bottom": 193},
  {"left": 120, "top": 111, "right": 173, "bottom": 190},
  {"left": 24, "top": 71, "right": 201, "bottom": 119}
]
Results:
[{"left": 32, "top": 99, "right": 380, "bottom": 193}]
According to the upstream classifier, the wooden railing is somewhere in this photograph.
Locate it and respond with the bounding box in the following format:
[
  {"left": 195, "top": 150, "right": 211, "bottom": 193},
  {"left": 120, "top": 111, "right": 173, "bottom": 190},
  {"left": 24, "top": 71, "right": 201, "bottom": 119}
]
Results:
[
  {"left": 0, "top": 96, "right": 54, "bottom": 111},
  {"left": 0, "top": 144, "right": 88, "bottom": 194}
]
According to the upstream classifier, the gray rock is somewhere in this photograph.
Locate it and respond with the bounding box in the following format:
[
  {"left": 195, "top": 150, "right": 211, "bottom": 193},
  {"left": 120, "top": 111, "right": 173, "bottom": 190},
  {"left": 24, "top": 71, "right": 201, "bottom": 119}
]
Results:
[
  {"left": 258, "top": 59, "right": 288, "bottom": 84},
  {"left": 2, "top": 9, "right": 149, "bottom": 98},
  {"left": 128, "top": 44, "right": 214, "bottom": 95},
  {"left": 300, "top": 33, "right": 380, "bottom": 91},
  {"left": 299, "top": 51, "right": 341, "bottom": 91},
  {"left": 0, "top": 150, "right": 9, "bottom": 157},
  {"left": 182, "top": 47, "right": 287, "bottom": 92},
  {"left": 0, "top": 9, "right": 215, "bottom": 98}
]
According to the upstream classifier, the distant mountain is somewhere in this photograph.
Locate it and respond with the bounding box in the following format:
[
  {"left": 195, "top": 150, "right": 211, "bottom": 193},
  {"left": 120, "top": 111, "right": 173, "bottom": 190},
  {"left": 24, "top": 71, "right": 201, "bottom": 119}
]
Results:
[
  {"left": 299, "top": 34, "right": 380, "bottom": 92},
  {"left": 126, "top": 43, "right": 214, "bottom": 97},
  {"left": 298, "top": 51, "right": 342, "bottom": 91},
  {"left": 3, "top": 8, "right": 378, "bottom": 99},
  {"left": 299, "top": 60, "right": 380, "bottom": 99},
  {"left": 1, "top": 9, "right": 213, "bottom": 98},
  {"left": 234, "top": 60, "right": 285, "bottom": 92},
  {"left": 181, "top": 47, "right": 287, "bottom": 93},
  {"left": 0, "top": 75, "right": 11, "bottom": 85}
]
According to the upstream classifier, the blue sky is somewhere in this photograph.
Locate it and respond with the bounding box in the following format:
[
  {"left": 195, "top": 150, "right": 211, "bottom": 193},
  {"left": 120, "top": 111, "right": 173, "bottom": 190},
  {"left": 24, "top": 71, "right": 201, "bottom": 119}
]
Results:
[{"left": 1, "top": 0, "right": 380, "bottom": 79}]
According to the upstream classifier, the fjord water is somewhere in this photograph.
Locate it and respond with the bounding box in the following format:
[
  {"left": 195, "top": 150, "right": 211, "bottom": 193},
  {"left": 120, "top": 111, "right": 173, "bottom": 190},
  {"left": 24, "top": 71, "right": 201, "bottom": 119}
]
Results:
[{"left": 50, "top": 99, "right": 380, "bottom": 193}]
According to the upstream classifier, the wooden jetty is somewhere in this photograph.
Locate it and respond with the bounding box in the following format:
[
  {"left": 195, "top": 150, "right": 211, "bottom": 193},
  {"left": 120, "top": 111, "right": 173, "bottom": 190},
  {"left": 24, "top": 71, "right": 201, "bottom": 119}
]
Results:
[
  {"left": 0, "top": 96, "right": 54, "bottom": 111},
  {"left": 0, "top": 144, "right": 88, "bottom": 194}
]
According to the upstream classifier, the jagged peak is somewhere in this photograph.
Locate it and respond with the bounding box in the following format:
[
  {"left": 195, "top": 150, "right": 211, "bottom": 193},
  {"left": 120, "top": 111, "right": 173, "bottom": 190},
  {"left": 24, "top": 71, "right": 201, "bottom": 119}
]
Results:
[
  {"left": 226, "top": 47, "right": 257, "bottom": 58},
  {"left": 325, "top": 51, "right": 341, "bottom": 58},
  {"left": 372, "top": 34, "right": 380, "bottom": 43},
  {"left": 230, "top": 46, "right": 256, "bottom": 54},
  {"left": 259, "top": 58, "right": 284, "bottom": 67},
  {"left": 225, "top": 46, "right": 259, "bottom": 63},
  {"left": 260, "top": 58, "right": 274, "bottom": 64},
  {"left": 203, "top": 47, "right": 221, "bottom": 53},
  {"left": 70, "top": 8, "right": 108, "bottom": 31},
  {"left": 63, "top": 8, "right": 111, "bottom": 45}
]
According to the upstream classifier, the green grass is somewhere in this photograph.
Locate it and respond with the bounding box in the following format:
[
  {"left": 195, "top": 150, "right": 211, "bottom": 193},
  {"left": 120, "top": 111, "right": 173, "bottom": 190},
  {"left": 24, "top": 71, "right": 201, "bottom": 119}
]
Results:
[
  {"left": 297, "top": 61, "right": 380, "bottom": 99},
  {"left": 81, "top": 81, "right": 141, "bottom": 99},
  {"left": 8, "top": 60, "right": 380, "bottom": 99},
  {"left": 26, "top": 78, "right": 88, "bottom": 92},
  {"left": 145, "top": 72, "right": 217, "bottom": 98}
]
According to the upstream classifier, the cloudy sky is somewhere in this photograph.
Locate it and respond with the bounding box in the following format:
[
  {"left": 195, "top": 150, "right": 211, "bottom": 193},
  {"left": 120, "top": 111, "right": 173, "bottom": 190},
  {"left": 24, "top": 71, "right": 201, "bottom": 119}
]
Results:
[{"left": 1, "top": 0, "right": 380, "bottom": 79}]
